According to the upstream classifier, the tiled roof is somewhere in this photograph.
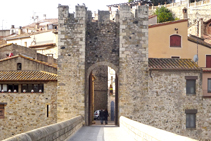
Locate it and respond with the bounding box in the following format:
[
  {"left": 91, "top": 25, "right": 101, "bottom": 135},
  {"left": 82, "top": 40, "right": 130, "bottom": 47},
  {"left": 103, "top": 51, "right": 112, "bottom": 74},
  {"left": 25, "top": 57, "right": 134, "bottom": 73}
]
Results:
[
  {"left": 188, "top": 34, "right": 211, "bottom": 48},
  {"left": 148, "top": 19, "right": 188, "bottom": 28},
  {"left": 202, "top": 34, "right": 211, "bottom": 44},
  {"left": 0, "top": 43, "right": 13, "bottom": 48},
  {"left": 0, "top": 70, "right": 57, "bottom": 81},
  {"left": 148, "top": 15, "right": 157, "bottom": 19},
  {"left": 0, "top": 54, "right": 57, "bottom": 69},
  {"left": 22, "top": 18, "right": 58, "bottom": 29},
  {"left": 202, "top": 68, "right": 211, "bottom": 72},
  {"left": 29, "top": 43, "right": 56, "bottom": 49},
  {"left": 149, "top": 58, "right": 201, "bottom": 70},
  {"left": 5, "top": 29, "right": 57, "bottom": 40}
]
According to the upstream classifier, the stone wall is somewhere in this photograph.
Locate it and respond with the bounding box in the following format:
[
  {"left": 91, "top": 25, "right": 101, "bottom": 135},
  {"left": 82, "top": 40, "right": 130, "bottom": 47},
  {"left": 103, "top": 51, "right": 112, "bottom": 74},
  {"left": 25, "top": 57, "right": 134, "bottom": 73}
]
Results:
[
  {"left": 3, "top": 115, "right": 83, "bottom": 141},
  {"left": 92, "top": 66, "right": 108, "bottom": 111},
  {"left": 118, "top": 5, "right": 149, "bottom": 121},
  {"left": 57, "top": 5, "right": 86, "bottom": 122},
  {"left": 85, "top": 20, "right": 119, "bottom": 70},
  {"left": 0, "top": 81, "right": 57, "bottom": 140},
  {"left": 0, "top": 44, "right": 56, "bottom": 64},
  {"left": 0, "top": 44, "right": 37, "bottom": 60},
  {"left": 0, "top": 57, "right": 57, "bottom": 74},
  {"left": 120, "top": 116, "right": 197, "bottom": 141},
  {"left": 136, "top": 70, "right": 211, "bottom": 140}
]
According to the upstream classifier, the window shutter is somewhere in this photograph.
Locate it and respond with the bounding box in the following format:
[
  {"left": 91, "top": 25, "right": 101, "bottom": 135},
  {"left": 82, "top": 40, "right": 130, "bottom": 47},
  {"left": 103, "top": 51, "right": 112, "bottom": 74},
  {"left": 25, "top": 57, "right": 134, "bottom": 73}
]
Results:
[
  {"left": 170, "top": 35, "right": 181, "bottom": 47},
  {"left": 206, "top": 55, "right": 211, "bottom": 68}
]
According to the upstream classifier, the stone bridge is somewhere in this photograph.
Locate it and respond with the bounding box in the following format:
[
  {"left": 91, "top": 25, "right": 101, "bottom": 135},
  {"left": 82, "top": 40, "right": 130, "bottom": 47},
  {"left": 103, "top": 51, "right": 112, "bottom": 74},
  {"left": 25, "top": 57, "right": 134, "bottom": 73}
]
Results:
[{"left": 3, "top": 116, "right": 197, "bottom": 141}]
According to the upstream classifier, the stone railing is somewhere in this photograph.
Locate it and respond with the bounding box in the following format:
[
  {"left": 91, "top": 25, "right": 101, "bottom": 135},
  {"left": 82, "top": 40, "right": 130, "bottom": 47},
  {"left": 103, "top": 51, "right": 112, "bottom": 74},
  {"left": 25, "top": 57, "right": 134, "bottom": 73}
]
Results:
[
  {"left": 3, "top": 115, "right": 83, "bottom": 141},
  {"left": 120, "top": 116, "right": 198, "bottom": 141}
]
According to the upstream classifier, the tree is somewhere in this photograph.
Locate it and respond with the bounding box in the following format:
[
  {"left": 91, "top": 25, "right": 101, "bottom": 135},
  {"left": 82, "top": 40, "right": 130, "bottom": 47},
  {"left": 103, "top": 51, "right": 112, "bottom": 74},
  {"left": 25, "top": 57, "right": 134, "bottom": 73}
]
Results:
[
  {"left": 128, "top": 0, "right": 134, "bottom": 2},
  {"left": 154, "top": 6, "right": 174, "bottom": 23}
]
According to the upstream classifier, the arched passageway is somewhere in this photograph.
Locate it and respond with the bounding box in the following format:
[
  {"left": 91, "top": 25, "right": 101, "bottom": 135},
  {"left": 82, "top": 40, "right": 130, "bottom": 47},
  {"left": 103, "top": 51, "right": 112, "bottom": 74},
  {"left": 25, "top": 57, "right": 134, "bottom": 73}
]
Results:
[{"left": 85, "top": 62, "right": 119, "bottom": 126}]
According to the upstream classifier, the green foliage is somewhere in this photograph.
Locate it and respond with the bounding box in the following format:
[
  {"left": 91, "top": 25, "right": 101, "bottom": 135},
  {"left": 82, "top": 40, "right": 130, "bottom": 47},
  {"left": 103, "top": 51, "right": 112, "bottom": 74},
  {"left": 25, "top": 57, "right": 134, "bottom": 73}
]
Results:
[
  {"left": 154, "top": 6, "right": 174, "bottom": 23},
  {"left": 174, "top": 17, "right": 180, "bottom": 21},
  {"left": 128, "top": 0, "right": 134, "bottom": 2}
]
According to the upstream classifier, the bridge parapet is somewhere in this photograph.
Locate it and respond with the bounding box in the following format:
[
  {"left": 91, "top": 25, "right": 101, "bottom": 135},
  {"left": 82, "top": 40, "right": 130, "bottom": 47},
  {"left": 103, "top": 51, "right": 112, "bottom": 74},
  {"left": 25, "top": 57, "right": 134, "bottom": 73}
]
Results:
[
  {"left": 120, "top": 116, "right": 198, "bottom": 141},
  {"left": 3, "top": 115, "right": 83, "bottom": 141}
]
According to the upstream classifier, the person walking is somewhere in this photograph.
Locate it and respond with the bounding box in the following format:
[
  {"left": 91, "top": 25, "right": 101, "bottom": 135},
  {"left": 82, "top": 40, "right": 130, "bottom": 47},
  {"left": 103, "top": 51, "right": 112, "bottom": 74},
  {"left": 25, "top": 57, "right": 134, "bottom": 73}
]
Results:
[
  {"left": 99, "top": 109, "right": 104, "bottom": 125},
  {"left": 104, "top": 108, "right": 109, "bottom": 124}
]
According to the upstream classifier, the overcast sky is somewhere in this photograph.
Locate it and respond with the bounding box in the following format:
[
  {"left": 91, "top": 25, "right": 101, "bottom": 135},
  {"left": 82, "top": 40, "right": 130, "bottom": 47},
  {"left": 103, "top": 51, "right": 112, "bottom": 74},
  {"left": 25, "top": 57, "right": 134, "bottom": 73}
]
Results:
[{"left": 0, "top": 0, "right": 125, "bottom": 29}]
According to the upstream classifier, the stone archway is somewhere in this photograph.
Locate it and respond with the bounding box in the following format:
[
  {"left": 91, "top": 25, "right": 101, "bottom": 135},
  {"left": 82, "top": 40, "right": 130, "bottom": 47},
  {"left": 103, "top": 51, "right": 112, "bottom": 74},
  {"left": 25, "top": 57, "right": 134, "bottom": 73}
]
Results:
[{"left": 85, "top": 61, "right": 119, "bottom": 125}]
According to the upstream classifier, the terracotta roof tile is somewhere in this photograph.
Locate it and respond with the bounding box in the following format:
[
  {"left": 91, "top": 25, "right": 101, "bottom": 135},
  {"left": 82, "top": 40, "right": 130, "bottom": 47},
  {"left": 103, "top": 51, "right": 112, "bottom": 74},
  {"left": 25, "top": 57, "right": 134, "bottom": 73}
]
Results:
[
  {"left": 0, "top": 54, "right": 57, "bottom": 69},
  {"left": 0, "top": 43, "right": 13, "bottom": 48},
  {"left": 0, "top": 70, "right": 57, "bottom": 81},
  {"left": 148, "top": 19, "right": 188, "bottom": 28},
  {"left": 22, "top": 18, "right": 58, "bottom": 29},
  {"left": 5, "top": 29, "right": 57, "bottom": 40},
  {"left": 188, "top": 34, "right": 211, "bottom": 48},
  {"left": 29, "top": 43, "right": 56, "bottom": 49},
  {"left": 148, "top": 15, "right": 157, "bottom": 19},
  {"left": 149, "top": 58, "right": 201, "bottom": 70}
]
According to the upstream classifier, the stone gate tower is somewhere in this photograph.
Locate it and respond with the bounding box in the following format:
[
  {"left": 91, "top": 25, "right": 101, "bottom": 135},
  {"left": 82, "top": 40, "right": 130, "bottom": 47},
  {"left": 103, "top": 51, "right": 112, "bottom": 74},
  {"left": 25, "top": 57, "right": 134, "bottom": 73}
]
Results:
[{"left": 57, "top": 4, "right": 149, "bottom": 125}]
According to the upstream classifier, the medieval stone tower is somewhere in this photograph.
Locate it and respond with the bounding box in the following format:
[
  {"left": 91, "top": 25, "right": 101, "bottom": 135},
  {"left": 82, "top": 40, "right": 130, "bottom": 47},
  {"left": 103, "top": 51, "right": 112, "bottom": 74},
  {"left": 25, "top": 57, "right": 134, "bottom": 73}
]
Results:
[{"left": 57, "top": 4, "right": 149, "bottom": 125}]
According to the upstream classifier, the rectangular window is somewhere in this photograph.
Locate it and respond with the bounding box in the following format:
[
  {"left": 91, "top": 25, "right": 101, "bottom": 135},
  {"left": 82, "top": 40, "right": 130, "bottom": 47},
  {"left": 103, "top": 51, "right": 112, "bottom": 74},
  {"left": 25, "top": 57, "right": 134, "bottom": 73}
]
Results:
[
  {"left": 47, "top": 104, "right": 50, "bottom": 117},
  {"left": 171, "top": 56, "right": 180, "bottom": 59},
  {"left": 0, "top": 84, "right": 18, "bottom": 92},
  {"left": 21, "top": 84, "right": 44, "bottom": 93},
  {"left": 186, "top": 80, "right": 196, "bottom": 94},
  {"left": 208, "top": 79, "right": 211, "bottom": 93},
  {"left": 206, "top": 55, "right": 211, "bottom": 68},
  {"left": 170, "top": 35, "right": 181, "bottom": 47},
  {"left": 185, "top": 109, "right": 197, "bottom": 129},
  {"left": 0, "top": 103, "right": 7, "bottom": 119}
]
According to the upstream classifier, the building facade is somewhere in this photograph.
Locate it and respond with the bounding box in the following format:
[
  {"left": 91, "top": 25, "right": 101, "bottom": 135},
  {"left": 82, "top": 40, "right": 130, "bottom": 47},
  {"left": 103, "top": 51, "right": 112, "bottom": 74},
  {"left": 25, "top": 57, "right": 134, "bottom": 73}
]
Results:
[{"left": 0, "top": 44, "right": 57, "bottom": 140}]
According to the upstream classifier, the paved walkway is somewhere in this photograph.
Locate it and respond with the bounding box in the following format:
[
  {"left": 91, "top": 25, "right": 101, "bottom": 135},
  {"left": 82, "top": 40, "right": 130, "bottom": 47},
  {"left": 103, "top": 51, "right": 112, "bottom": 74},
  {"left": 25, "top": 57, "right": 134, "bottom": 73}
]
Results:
[{"left": 66, "top": 121, "right": 134, "bottom": 141}]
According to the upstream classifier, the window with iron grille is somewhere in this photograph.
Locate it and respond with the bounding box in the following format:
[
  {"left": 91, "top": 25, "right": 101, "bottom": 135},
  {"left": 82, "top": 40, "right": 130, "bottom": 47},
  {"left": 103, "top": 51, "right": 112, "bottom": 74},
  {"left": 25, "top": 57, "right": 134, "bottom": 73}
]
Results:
[
  {"left": 185, "top": 109, "right": 197, "bottom": 129},
  {"left": 186, "top": 79, "right": 196, "bottom": 94},
  {"left": 170, "top": 35, "right": 181, "bottom": 47}
]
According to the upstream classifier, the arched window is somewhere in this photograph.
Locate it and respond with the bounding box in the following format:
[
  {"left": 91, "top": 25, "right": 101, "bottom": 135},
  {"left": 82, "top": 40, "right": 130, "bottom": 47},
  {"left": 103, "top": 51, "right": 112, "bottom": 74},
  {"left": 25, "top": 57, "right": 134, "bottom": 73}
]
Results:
[
  {"left": 170, "top": 35, "right": 181, "bottom": 47},
  {"left": 17, "top": 63, "right": 22, "bottom": 70}
]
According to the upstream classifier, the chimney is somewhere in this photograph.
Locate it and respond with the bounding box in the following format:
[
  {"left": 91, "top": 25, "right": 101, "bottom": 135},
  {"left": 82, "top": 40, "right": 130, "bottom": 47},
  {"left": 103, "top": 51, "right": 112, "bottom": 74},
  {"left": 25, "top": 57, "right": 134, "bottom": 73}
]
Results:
[
  {"left": 35, "top": 23, "right": 39, "bottom": 30},
  {"left": 45, "top": 24, "right": 48, "bottom": 31},
  {"left": 18, "top": 26, "right": 22, "bottom": 35},
  {"left": 47, "top": 55, "right": 54, "bottom": 65},
  {"left": 199, "top": 18, "right": 203, "bottom": 38},
  {"left": 43, "top": 14, "right": 46, "bottom": 19},
  {"left": 182, "top": 8, "right": 188, "bottom": 19}
]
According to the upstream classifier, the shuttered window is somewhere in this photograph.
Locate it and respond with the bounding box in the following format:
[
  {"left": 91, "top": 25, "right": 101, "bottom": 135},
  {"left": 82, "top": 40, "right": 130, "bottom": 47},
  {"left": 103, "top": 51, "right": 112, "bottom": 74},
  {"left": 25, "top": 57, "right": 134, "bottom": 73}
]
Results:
[
  {"left": 206, "top": 55, "right": 211, "bottom": 68},
  {"left": 170, "top": 35, "right": 181, "bottom": 47},
  {"left": 186, "top": 80, "right": 196, "bottom": 94}
]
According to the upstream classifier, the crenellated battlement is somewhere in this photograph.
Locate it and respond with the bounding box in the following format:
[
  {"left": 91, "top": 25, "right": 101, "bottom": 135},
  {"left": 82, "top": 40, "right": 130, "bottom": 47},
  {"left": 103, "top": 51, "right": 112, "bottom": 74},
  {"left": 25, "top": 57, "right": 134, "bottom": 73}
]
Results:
[{"left": 59, "top": 4, "right": 149, "bottom": 24}]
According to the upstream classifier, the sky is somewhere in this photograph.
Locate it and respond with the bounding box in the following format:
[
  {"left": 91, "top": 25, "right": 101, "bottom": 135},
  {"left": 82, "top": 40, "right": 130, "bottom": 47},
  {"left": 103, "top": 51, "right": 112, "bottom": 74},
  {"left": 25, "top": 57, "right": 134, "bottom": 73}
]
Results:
[{"left": 0, "top": 0, "right": 125, "bottom": 29}]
